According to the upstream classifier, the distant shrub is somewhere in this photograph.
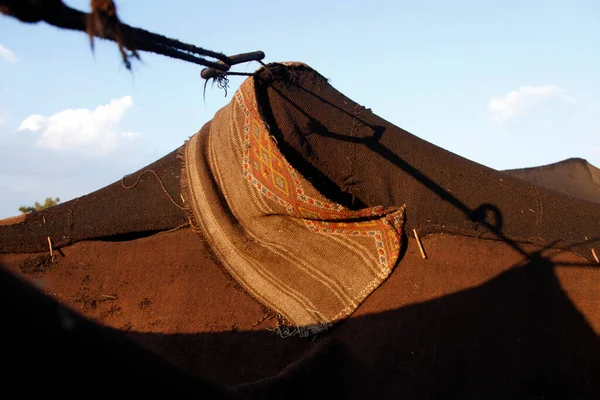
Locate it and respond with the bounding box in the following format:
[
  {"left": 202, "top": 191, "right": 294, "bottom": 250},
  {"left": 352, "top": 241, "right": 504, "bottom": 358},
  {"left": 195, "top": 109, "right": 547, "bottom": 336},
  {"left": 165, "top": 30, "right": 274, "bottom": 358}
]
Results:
[{"left": 19, "top": 197, "right": 60, "bottom": 214}]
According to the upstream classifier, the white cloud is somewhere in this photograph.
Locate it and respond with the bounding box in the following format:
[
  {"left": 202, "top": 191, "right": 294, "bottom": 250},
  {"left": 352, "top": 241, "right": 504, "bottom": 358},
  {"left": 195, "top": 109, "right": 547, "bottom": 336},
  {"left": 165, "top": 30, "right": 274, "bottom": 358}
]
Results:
[
  {"left": 0, "top": 44, "right": 18, "bottom": 63},
  {"left": 0, "top": 108, "right": 9, "bottom": 126},
  {"left": 18, "top": 96, "right": 140, "bottom": 156},
  {"left": 488, "top": 85, "right": 576, "bottom": 122}
]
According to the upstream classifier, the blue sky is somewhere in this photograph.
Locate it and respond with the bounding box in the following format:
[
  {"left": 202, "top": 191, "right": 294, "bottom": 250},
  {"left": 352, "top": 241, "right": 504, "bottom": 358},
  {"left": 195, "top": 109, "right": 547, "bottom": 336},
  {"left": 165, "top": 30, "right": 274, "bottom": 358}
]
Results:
[{"left": 1, "top": 0, "right": 599, "bottom": 218}]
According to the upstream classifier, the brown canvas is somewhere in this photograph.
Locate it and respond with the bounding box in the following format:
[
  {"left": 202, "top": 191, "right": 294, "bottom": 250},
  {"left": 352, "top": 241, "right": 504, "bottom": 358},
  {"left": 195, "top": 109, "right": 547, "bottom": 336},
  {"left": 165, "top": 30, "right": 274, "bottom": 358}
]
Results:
[
  {"left": 0, "top": 148, "right": 188, "bottom": 254},
  {"left": 251, "top": 63, "right": 600, "bottom": 262},
  {"left": 504, "top": 158, "right": 600, "bottom": 204}
]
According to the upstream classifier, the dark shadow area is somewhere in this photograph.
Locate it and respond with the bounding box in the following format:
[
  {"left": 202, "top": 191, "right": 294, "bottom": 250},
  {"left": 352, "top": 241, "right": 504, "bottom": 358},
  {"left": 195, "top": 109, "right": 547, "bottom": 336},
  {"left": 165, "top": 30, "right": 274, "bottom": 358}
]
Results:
[
  {"left": 0, "top": 262, "right": 345, "bottom": 398},
  {"left": 123, "top": 254, "right": 600, "bottom": 399},
  {"left": 3, "top": 250, "right": 599, "bottom": 399},
  {"left": 93, "top": 229, "right": 166, "bottom": 242},
  {"left": 0, "top": 264, "right": 243, "bottom": 398}
]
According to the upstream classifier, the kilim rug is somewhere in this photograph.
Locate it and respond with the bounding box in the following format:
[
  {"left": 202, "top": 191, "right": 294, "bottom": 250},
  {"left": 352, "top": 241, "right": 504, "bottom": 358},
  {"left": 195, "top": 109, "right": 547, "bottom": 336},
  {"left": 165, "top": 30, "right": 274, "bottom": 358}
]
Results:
[{"left": 182, "top": 76, "right": 405, "bottom": 335}]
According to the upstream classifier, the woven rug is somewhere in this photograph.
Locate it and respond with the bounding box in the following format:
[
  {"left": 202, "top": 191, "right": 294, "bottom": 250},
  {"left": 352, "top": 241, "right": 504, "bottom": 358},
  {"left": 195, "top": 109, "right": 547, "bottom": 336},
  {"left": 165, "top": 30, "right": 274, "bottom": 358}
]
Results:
[{"left": 182, "top": 76, "right": 405, "bottom": 335}]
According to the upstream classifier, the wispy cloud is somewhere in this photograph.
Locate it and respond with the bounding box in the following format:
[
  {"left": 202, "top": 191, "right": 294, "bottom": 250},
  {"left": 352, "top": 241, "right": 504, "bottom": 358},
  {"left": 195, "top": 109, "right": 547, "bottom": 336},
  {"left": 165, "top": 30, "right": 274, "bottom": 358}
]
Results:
[
  {"left": 0, "top": 108, "right": 9, "bottom": 127},
  {"left": 18, "top": 96, "right": 140, "bottom": 156},
  {"left": 488, "top": 85, "right": 576, "bottom": 122},
  {"left": 0, "top": 44, "right": 18, "bottom": 63}
]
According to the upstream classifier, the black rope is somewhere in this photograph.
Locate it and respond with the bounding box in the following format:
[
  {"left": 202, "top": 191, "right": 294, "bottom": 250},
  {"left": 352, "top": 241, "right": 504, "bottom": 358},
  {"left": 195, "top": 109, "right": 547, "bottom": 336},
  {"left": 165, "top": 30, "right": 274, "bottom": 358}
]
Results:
[
  {"left": 136, "top": 39, "right": 229, "bottom": 70},
  {"left": 126, "top": 26, "right": 232, "bottom": 68},
  {"left": 222, "top": 72, "right": 255, "bottom": 77},
  {"left": 0, "top": 0, "right": 233, "bottom": 70},
  {"left": 128, "top": 27, "right": 230, "bottom": 63}
]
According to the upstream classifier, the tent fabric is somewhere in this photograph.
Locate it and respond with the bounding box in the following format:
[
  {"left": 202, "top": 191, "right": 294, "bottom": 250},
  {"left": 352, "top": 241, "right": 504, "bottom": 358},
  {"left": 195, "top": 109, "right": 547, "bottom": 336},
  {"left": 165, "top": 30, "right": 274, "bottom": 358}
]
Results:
[
  {"left": 182, "top": 76, "right": 405, "bottom": 332},
  {"left": 0, "top": 147, "right": 188, "bottom": 254},
  {"left": 504, "top": 158, "right": 600, "bottom": 204},
  {"left": 2, "top": 62, "right": 598, "bottom": 261},
  {"left": 251, "top": 63, "right": 600, "bottom": 261}
]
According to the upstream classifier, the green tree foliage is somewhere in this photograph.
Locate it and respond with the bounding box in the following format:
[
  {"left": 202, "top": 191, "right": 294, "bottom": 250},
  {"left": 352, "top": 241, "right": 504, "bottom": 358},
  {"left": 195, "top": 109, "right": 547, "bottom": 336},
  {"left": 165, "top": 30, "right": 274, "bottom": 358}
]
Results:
[{"left": 19, "top": 197, "right": 60, "bottom": 214}]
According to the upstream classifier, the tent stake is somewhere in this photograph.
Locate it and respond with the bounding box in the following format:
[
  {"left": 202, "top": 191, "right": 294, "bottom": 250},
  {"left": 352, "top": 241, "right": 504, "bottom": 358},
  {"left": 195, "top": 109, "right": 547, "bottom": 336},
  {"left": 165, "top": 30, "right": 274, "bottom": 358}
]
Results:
[
  {"left": 413, "top": 229, "right": 427, "bottom": 259},
  {"left": 47, "top": 236, "right": 53, "bottom": 258}
]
